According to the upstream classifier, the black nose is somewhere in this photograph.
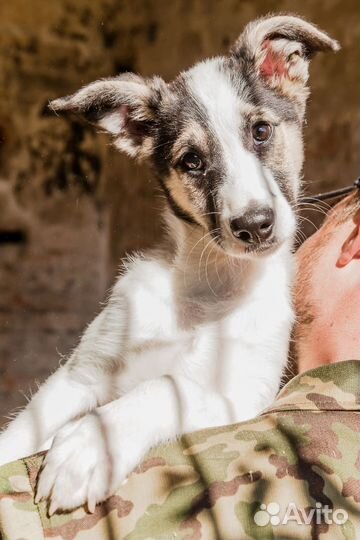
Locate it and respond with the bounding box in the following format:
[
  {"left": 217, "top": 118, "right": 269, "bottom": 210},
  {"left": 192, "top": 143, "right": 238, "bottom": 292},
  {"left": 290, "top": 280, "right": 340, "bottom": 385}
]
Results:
[{"left": 230, "top": 207, "right": 275, "bottom": 244}]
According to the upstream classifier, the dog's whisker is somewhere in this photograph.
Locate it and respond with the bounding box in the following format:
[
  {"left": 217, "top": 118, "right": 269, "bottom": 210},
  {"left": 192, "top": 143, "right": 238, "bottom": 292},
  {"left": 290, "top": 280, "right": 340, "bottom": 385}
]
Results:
[
  {"left": 295, "top": 198, "right": 332, "bottom": 211},
  {"left": 296, "top": 215, "right": 321, "bottom": 232},
  {"left": 293, "top": 203, "right": 330, "bottom": 218},
  {"left": 204, "top": 240, "right": 219, "bottom": 296},
  {"left": 198, "top": 211, "right": 222, "bottom": 219},
  {"left": 198, "top": 236, "right": 217, "bottom": 283},
  {"left": 185, "top": 231, "right": 214, "bottom": 270},
  {"left": 182, "top": 229, "right": 219, "bottom": 291},
  {"left": 214, "top": 250, "right": 224, "bottom": 288}
]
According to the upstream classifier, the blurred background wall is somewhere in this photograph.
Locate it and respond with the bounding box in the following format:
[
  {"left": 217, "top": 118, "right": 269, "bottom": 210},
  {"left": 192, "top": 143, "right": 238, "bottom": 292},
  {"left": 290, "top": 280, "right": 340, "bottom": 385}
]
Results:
[{"left": 0, "top": 0, "right": 359, "bottom": 424}]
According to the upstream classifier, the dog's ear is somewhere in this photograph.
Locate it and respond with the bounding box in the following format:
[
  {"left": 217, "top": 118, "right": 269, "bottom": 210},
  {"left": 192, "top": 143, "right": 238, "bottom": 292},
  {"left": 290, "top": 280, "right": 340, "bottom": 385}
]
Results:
[
  {"left": 231, "top": 15, "right": 339, "bottom": 114},
  {"left": 49, "top": 74, "right": 167, "bottom": 160}
]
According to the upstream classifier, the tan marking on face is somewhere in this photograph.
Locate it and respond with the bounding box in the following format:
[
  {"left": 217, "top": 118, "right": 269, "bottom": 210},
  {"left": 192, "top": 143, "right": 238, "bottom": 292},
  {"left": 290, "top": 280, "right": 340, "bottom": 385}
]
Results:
[
  {"left": 166, "top": 170, "right": 207, "bottom": 227},
  {"left": 277, "top": 122, "right": 303, "bottom": 194},
  {"left": 246, "top": 107, "right": 281, "bottom": 126},
  {"left": 258, "top": 121, "right": 303, "bottom": 200},
  {"left": 139, "top": 137, "right": 154, "bottom": 158},
  {"left": 171, "top": 121, "right": 209, "bottom": 165},
  {"left": 237, "top": 99, "right": 263, "bottom": 122},
  {"left": 114, "top": 135, "right": 154, "bottom": 160},
  {"left": 166, "top": 121, "right": 214, "bottom": 228}
]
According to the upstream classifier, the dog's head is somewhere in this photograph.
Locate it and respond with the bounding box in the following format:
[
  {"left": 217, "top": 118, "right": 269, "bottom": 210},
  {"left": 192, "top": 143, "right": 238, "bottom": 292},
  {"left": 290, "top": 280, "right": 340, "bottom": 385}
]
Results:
[{"left": 50, "top": 15, "right": 339, "bottom": 259}]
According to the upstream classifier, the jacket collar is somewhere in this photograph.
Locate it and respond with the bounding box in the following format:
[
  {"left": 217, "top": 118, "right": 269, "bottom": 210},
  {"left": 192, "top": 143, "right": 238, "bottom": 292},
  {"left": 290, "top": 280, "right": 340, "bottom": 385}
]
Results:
[{"left": 264, "top": 360, "right": 360, "bottom": 414}]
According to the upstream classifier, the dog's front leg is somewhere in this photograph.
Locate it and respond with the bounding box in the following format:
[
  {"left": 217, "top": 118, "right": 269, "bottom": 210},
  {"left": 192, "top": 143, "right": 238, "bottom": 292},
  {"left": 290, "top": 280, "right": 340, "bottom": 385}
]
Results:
[
  {"left": 0, "top": 292, "right": 129, "bottom": 465},
  {"left": 36, "top": 374, "right": 232, "bottom": 514},
  {"left": 0, "top": 366, "right": 105, "bottom": 466}
]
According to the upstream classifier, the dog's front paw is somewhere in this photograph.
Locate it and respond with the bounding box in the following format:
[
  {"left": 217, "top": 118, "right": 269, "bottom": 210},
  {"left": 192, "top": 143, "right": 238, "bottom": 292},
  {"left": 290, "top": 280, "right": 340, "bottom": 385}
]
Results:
[{"left": 35, "top": 413, "right": 126, "bottom": 514}]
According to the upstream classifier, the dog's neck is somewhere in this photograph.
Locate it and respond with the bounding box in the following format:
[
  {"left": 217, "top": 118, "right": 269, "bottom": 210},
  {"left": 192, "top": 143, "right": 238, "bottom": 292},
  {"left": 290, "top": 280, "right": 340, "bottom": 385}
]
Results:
[{"left": 164, "top": 211, "right": 266, "bottom": 311}]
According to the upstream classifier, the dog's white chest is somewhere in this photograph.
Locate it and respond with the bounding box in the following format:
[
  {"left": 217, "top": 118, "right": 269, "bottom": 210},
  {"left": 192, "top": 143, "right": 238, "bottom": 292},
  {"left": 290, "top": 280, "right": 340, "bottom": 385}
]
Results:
[{"left": 113, "top": 252, "right": 293, "bottom": 414}]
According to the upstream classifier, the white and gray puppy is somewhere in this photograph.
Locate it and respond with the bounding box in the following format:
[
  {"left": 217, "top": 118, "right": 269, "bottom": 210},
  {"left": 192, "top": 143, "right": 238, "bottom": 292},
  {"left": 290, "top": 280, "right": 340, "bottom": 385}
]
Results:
[{"left": 0, "top": 15, "right": 338, "bottom": 513}]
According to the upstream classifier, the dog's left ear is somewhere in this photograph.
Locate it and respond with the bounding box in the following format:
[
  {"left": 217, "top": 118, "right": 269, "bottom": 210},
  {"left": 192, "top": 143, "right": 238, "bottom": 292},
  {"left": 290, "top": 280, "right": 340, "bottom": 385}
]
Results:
[
  {"left": 231, "top": 15, "right": 339, "bottom": 115},
  {"left": 49, "top": 73, "right": 167, "bottom": 161}
]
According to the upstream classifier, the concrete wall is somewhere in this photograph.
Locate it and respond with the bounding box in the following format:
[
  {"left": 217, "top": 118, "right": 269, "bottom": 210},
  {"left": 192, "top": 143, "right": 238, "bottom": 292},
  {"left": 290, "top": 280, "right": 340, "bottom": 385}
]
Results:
[{"left": 0, "top": 0, "right": 359, "bottom": 424}]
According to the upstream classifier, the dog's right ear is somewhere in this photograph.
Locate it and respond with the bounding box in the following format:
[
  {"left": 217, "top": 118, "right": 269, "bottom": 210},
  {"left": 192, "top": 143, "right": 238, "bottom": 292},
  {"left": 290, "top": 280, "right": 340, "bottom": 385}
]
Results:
[{"left": 49, "top": 74, "right": 167, "bottom": 160}]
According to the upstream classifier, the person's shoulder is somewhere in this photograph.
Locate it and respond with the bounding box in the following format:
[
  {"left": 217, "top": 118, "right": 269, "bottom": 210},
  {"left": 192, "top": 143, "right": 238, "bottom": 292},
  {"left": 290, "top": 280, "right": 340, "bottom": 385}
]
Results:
[{"left": 265, "top": 360, "right": 360, "bottom": 414}]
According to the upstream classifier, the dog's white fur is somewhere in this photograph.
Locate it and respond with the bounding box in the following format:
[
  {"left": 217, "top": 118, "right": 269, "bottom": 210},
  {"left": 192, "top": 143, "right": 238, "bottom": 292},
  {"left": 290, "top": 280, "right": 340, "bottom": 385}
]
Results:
[{"left": 0, "top": 15, "right": 338, "bottom": 514}]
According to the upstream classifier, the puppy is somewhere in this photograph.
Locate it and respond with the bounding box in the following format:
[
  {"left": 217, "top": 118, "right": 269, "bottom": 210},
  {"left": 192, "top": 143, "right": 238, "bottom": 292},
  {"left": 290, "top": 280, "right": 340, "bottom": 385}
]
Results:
[{"left": 0, "top": 15, "right": 338, "bottom": 513}]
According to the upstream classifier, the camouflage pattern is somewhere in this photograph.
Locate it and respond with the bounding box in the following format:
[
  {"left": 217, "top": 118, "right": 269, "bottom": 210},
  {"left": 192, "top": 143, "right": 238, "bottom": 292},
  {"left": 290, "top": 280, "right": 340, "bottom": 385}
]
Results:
[{"left": 1, "top": 360, "right": 360, "bottom": 540}]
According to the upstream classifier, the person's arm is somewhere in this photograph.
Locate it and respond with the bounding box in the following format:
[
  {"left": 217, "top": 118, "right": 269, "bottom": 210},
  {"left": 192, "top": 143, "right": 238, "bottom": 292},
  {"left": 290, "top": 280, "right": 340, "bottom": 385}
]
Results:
[{"left": 2, "top": 362, "right": 360, "bottom": 540}]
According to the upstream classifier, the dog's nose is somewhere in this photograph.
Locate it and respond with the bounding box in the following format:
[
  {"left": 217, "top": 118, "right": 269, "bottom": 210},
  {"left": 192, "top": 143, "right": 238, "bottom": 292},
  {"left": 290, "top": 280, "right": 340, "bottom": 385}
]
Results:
[{"left": 230, "top": 207, "right": 274, "bottom": 244}]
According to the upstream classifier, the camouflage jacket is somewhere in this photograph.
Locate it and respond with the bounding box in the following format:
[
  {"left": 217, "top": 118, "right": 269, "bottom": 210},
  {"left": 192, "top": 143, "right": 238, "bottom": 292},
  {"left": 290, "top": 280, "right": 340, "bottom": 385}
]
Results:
[{"left": 0, "top": 360, "right": 359, "bottom": 540}]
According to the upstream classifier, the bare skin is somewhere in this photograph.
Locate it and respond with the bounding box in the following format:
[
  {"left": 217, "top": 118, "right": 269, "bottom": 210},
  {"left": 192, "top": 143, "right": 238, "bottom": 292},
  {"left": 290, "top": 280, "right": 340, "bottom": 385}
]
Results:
[{"left": 295, "top": 197, "right": 360, "bottom": 372}]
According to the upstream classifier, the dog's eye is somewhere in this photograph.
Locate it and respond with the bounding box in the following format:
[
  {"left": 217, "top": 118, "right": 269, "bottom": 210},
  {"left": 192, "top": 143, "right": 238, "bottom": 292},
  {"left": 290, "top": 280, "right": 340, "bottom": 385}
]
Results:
[
  {"left": 181, "top": 152, "right": 204, "bottom": 172},
  {"left": 252, "top": 122, "right": 273, "bottom": 145}
]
